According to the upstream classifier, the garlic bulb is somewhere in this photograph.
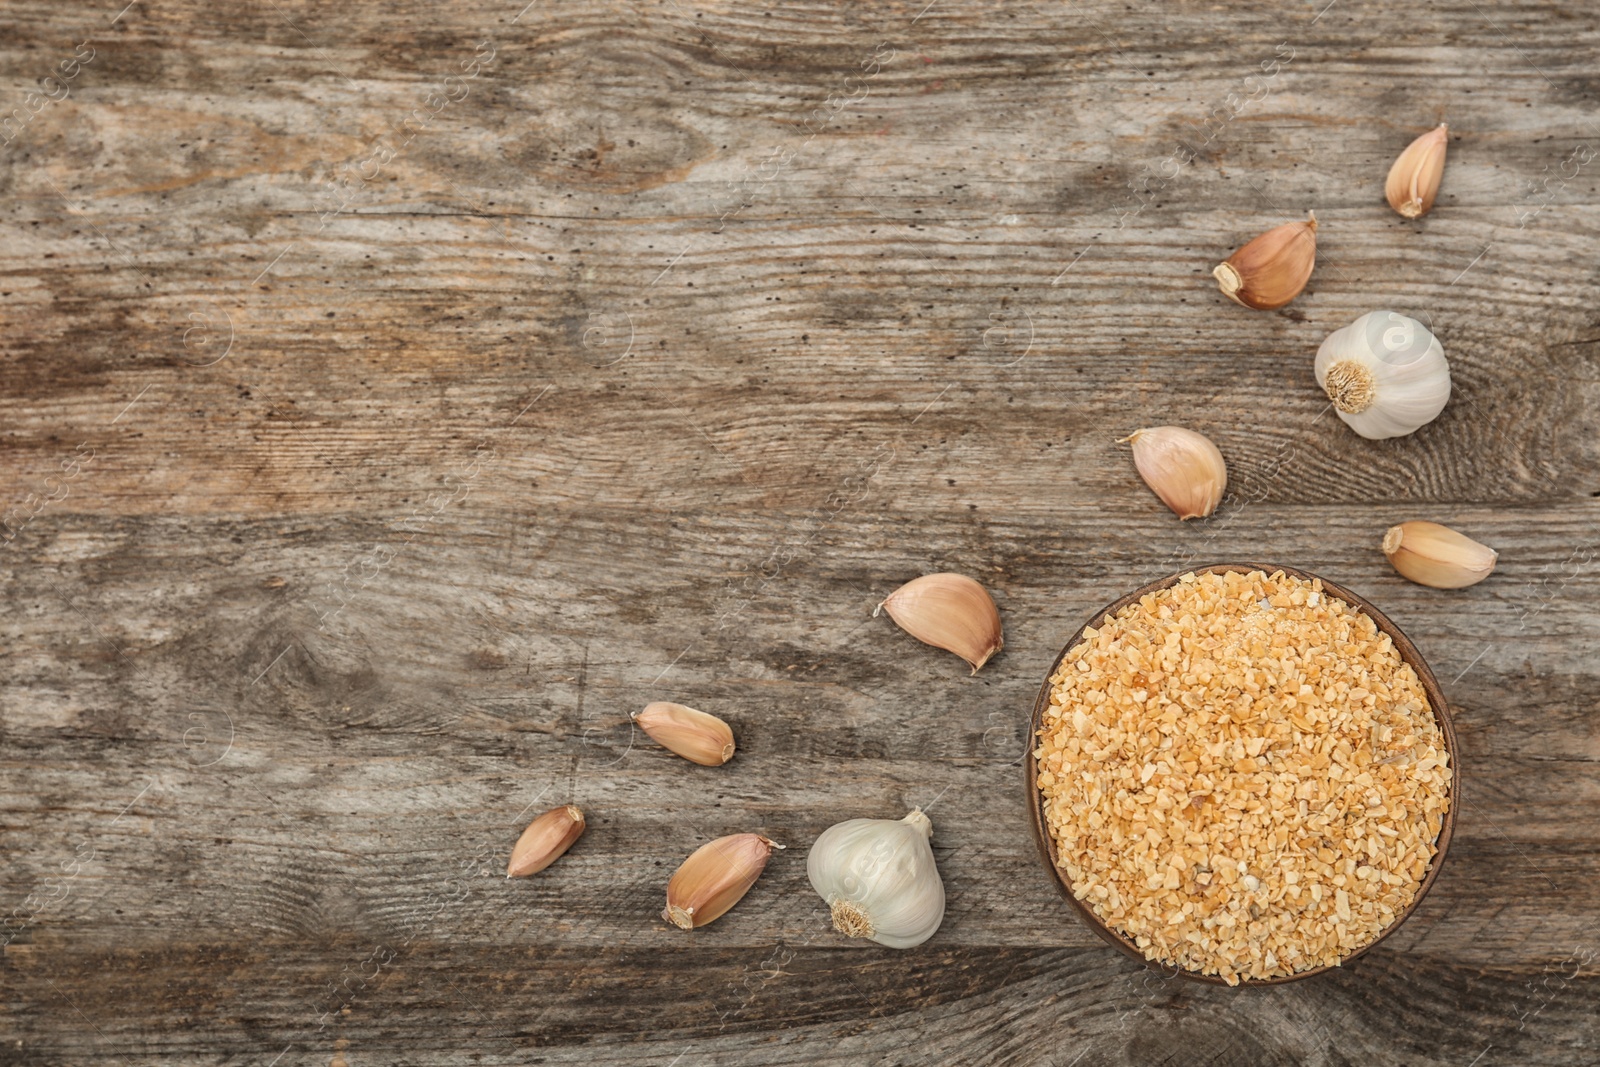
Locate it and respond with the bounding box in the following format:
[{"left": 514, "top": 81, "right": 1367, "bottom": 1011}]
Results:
[
  {"left": 1122, "top": 426, "right": 1227, "bottom": 520},
  {"left": 1314, "top": 311, "right": 1451, "bottom": 440},
  {"left": 876, "top": 573, "right": 1003, "bottom": 674},
  {"left": 807, "top": 809, "right": 945, "bottom": 949}
]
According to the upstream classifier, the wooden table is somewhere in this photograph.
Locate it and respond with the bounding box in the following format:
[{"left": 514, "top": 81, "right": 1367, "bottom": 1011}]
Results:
[{"left": 4, "top": 0, "right": 1598, "bottom": 1063}]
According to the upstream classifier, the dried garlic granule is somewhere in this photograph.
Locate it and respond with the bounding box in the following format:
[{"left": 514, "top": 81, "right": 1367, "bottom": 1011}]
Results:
[{"left": 1035, "top": 569, "right": 1452, "bottom": 984}]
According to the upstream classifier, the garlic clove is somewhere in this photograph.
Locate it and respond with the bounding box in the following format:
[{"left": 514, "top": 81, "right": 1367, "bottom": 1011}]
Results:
[
  {"left": 633, "top": 702, "right": 736, "bottom": 766},
  {"left": 1213, "top": 212, "right": 1318, "bottom": 310},
  {"left": 507, "top": 804, "right": 586, "bottom": 878},
  {"left": 663, "top": 833, "right": 782, "bottom": 930},
  {"left": 1314, "top": 311, "right": 1451, "bottom": 440},
  {"left": 1122, "top": 426, "right": 1227, "bottom": 520},
  {"left": 807, "top": 809, "right": 945, "bottom": 950},
  {"left": 875, "top": 573, "right": 1003, "bottom": 674},
  {"left": 1383, "top": 521, "right": 1496, "bottom": 589},
  {"left": 1386, "top": 124, "right": 1448, "bottom": 219}
]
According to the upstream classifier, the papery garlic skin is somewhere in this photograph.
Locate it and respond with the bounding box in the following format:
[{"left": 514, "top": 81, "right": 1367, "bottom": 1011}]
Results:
[
  {"left": 807, "top": 809, "right": 945, "bottom": 950},
  {"left": 876, "top": 573, "right": 1003, "bottom": 674},
  {"left": 1314, "top": 311, "right": 1451, "bottom": 440},
  {"left": 1213, "top": 213, "right": 1318, "bottom": 310},
  {"left": 1386, "top": 124, "right": 1448, "bottom": 219},
  {"left": 507, "top": 805, "right": 585, "bottom": 878},
  {"left": 634, "top": 702, "right": 736, "bottom": 766},
  {"left": 664, "top": 833, "right": 781, "bottom": 930},
  {"left": 1124, "top": 426, "right": 1227, "bottom": 520},
  {"left": 1383, "top": 521, "right": 1496, "bottom": 589}
]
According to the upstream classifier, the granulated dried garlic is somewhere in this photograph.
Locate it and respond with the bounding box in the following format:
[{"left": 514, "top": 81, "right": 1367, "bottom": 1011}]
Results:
[{"left": 1035, "top": 569, "right": 1452, "bottom": 984}]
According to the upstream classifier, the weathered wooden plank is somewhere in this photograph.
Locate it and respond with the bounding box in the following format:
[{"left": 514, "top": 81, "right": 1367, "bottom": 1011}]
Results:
[{"left": 5, "top": 0, "right": 1600, "bottom": 1062}]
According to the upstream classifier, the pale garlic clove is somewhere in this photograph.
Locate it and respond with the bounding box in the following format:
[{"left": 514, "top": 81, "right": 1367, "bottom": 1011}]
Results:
[
  {"left": 663, "top": 832, "right": 782, "bottom": 930},
  {"left": 507, "top": 804, "right": 586, "bottom": 878},
  {"left": 1386, "top": 124, "right": 1448, "bottom": 219},
  {"left": 1213, "top": 212, "right": 1318, "bottom": 310},
  {"left": 633, "top": 702, "right": 735, "bottom": 766},
  {"left": 1383, "top": 521, "right": 1496, "bottom": 589},
  {"left": 1123, "top": 426, "right": 1227, "bottom": 520},
  {"left": 875, "top": 573, "right": 1003, "bottom": 674}
]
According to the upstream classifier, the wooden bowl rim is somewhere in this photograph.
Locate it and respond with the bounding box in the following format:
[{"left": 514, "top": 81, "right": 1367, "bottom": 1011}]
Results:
[{"left": 1024, "top": 562, "right": 1459, "bottom": 986}]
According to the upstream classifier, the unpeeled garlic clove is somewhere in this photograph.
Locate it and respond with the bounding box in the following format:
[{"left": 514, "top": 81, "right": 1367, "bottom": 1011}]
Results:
[
  {"left": 875, "top": 573, "right": 1003, "bottom": 674},
  {"left": 1213, "top": 212, "right": 1318, "bottom": 310},
  {"left": 507, "top": 804, "right": 585, "bottom": 878},
  {"left": 1382, "top": 521, "right": 1496, "bottom": 589},
  {"left": 633, "top": 702, "right": 735, "bottom": 766},
  {"left": 663, "top": 832, "right": 782, "bottom": 930},
  {"left": 1123, "top": 426, "right": 1227, "bottom": 520},
  {"left": 1386, "top": 124, "right": 1448, "bottom": 219}
]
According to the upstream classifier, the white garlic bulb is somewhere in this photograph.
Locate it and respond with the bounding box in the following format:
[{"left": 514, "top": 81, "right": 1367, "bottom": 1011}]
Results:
[
  {"left": 806, "top": 809, "right": 945, "bottom": 950},
  {"left": 1314, "top": 311, "right": 1451, "bottom": 440}
]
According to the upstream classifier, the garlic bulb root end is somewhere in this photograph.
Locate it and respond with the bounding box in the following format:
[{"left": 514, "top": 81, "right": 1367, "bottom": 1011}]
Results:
[
  {"left": 1323, "top": 360, "right": 1377, "bottom": 415},
  {"left": 830, "top": 899, "right": 875, "bottom": 939}
]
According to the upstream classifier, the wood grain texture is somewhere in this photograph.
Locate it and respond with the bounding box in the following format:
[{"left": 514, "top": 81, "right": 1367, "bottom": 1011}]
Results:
[{"left": 3, "top": 0, "right": 1600, "bottom": 1062}]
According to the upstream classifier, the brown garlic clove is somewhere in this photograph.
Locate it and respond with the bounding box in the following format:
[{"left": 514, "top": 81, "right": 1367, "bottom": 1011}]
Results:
[
  {"left": 507, "top": 804, "right": 586, "bottom": 878},
  {"left": 1123, "top": 426, "right": 1228, "bottom": 520},
  {"left": 633, "top": 702, "right": 736, "bottom": 766},
  {"left": 1382, "top": 521, "right": 1496, "bottom": 589},
  {"left": 875, "top": 573, "right": 1004, "bottom": 674},
  {"left": 1213, "top": 212, "right": 1318, "bottom": 310},
  {"left": 1385, "top": 124, "right": 1448, "bottom": 220},
  {"left": 663, "top": 833, "right": 782, "bottom": 930}
]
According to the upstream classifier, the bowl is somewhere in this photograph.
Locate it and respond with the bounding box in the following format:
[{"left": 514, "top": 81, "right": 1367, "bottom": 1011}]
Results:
[{"left": 1024, "top": 563, "right": 1458, "bottom": 984}]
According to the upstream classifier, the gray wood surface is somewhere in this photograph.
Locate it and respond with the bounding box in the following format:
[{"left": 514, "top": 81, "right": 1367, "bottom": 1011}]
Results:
[{"left": 3, "top": 0, "right": 1599, "bottom": 1063}]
